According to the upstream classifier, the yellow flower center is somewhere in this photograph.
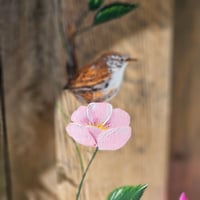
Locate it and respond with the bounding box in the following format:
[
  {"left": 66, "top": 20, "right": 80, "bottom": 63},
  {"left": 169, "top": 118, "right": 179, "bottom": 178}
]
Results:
[{"left": 96, "top": 124, "right": 108, "bottom": 130}]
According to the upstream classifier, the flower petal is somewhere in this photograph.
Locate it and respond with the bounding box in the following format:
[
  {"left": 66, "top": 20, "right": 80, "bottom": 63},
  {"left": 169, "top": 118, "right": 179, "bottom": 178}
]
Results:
[
  {"left": 179, "top": 193, "right": 188, "bottom": 200},
  {"left": 97, "top": 127, "right": 132, "bottom": 150},
  {"left": 71, "top": 106, "right": 88, "bottom": 125},
  {"left": 87, "top": 102, "right": 113, "bottom": 125},
  {"left": 66, "top": 123, "right": 96, "bottom": 147},
  {"left": 86, "top": 126, "right": 102, "bottom": 140},
  {"left": 108, "top": 108, "right": 130, "bottom": 128}
]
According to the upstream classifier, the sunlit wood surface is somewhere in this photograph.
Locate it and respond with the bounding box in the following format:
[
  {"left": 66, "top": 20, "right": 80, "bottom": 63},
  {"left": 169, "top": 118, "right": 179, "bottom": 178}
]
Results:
[{"left": 56, "top": 0, "right": 173, "bottom": 199}]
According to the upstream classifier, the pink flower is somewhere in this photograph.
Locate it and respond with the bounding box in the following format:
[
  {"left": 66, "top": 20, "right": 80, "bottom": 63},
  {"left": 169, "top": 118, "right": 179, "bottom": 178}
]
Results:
[
  {"left": 179, "top": 192, "right": 188, "bottom": 200},
  {"left": 66, "top": 102, "right": 132, "bottom": 150}
]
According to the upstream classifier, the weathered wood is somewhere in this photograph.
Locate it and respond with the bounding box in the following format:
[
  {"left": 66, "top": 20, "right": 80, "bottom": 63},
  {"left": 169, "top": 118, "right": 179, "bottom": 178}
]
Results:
[
  {"left": 57, "top": 0, "right": 173, "bottom": 199},
  {"left": 0, "top": 134, "right": 6, "bottom": 199},
  {"left": 0, "top": 0, "right": 66, "bottom": 199},
  {"left": 169, "top": 0, "right": 200, "bottom": 199},
  {"left": 56, "top": 92, "right": 93, "bottom": 200}
]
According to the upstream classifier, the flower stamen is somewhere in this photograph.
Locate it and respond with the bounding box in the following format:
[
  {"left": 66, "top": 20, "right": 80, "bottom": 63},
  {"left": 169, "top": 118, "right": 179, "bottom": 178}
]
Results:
[{"left": 96, "top": 124, "right": 107, "bottom": 130}]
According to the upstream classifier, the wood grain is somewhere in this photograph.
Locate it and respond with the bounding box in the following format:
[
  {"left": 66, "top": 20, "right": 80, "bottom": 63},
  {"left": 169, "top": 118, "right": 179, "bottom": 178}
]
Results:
[
  {"left": 169, "top": 0, "right": 200, "bottom": 199},
  {"left": 0, "top": 0, "right": 66, "bottom": 199},
  {"left": 57, "top": 0, "right": 173, "bottom": 199}
]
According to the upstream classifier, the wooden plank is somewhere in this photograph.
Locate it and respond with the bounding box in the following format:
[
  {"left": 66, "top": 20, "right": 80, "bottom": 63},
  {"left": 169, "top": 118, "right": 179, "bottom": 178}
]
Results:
[
  {"left": 0, "top": 0, "right": 66, "bottom": 199},
  {"left": 57, "top": 0, "right": 173, "bottom": 199},
  {"left": 169, "top": 0, "right": 200, "bottom": 199}
]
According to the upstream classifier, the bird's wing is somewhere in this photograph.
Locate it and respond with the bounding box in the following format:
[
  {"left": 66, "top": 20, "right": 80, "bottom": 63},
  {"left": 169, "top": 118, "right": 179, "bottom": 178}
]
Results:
[{"left": 67, "top": 62, "right": 111, "bottom": 89}]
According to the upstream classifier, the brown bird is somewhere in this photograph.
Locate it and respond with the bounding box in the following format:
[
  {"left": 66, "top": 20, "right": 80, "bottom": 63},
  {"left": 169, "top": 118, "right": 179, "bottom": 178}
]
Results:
[{"left": 65, "top": 52, "right": 137, "bottom": 103}]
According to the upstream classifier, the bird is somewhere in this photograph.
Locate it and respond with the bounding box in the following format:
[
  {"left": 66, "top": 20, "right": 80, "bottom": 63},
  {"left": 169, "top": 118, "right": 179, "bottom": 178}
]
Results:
[{"left": 64, "top": 52, "right": 137, "bottom": 103}]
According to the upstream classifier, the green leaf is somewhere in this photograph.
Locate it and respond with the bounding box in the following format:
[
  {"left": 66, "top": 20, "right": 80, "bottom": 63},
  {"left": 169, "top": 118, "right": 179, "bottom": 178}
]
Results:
[
  {"left": 88, "top": 0, "right": 104, "bottom": 11},
  {"left": 93, "top": 2, "right": 139, "bottom": 25},
  {"left": 107, "top": 185, "right": 148, "bottom": 200}
]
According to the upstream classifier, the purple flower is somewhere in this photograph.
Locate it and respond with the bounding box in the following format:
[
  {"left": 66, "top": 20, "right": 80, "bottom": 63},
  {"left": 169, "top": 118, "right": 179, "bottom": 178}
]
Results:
[{"left": 66, "top": 102, "right": 132, "bottom": 150}]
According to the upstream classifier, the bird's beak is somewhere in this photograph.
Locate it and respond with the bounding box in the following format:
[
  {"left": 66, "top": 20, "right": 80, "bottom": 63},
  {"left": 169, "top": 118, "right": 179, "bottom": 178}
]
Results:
[{"left": 126, "top": 57, "right": 138, "bottom": 62}]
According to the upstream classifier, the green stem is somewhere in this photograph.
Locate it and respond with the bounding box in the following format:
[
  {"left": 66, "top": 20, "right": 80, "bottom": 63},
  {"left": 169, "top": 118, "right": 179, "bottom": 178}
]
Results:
[
  {"left": 76, "top": 147, "right": 99, "bottom": 200},
  {"left": 56, "top": 102, "right": 69, "bottom": 120},
  {"left": 57, "top": 0, "right": 78, "bottom": 79},
  {"left": 73, "top": 139, "right": 84, "bottom": 173},
  {"left": 56, "top": 103, "right": 84, "bottom": 173},
  {"left": 75, "top": 9, "right": 90, "bottom": 28},
  {"left": 74, "top": 24, "right": 94, "bottom": 37}
]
